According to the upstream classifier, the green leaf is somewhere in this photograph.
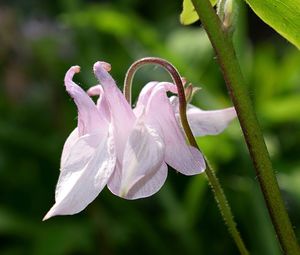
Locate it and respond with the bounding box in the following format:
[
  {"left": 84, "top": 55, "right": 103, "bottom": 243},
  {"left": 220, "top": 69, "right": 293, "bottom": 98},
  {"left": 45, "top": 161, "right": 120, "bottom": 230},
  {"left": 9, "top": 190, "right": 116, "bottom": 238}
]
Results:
[
  {"left": 244, "top": 0, "right": 300, "bottom": 49},
  {"left": 180, "top": 0, "right": 218, "bottom": 25}
]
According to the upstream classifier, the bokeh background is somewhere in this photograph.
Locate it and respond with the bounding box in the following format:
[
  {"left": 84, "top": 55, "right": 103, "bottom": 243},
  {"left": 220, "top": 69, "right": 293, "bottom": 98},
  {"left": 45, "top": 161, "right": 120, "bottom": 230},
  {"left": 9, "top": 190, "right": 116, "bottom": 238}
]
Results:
[{"left": 0, "top": 0, "right": 299, "bottom": 254}]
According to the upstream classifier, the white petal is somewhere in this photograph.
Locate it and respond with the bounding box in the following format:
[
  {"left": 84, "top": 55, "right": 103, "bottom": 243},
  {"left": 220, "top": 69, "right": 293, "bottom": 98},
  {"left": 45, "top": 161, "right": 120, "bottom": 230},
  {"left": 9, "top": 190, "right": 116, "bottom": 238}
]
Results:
[
  {"left": 136, "top": 82, "right": 176, "bottom": 108},
  {"left": 136, "top": 82, "right": 159, "bottom": 104},
  {"left": 145, "top": 84, "right": 205, "bottom": 176},
  {"left": 134, "top": 82, "right": 176, "bottom": 118},
  {"left": 108, "top": 118, "right": 165, "bottom": 199},
  {"left": 60, "top": 128, "right": 79, "bottom": 168},
  {"left": 186, "top": 106, "right": 236, "bottom": 136},
  {"left": 64, "top": 66, "right": 105, "bottom": 136},
  {"left": 43, "top": 125, "right": 116, "bottom": 220},
  {"left": 93, "top": 61, "right": 135, "bottom": 158},
  {"left": 124, "top": 162, "right": 168, "bottom": 199},
  {"left": 170, "top": 96, "right": 237, "bottom": 136},
  {"left": 87, "top": 85, "right": 111, "bottom": 121}
]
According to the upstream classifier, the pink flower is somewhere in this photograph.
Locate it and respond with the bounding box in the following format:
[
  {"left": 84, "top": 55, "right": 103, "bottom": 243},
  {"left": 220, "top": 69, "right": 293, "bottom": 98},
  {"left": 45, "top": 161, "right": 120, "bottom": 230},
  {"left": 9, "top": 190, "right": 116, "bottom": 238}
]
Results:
[{"left": 43, "top": 61, "right": 236, "bottom": 220}]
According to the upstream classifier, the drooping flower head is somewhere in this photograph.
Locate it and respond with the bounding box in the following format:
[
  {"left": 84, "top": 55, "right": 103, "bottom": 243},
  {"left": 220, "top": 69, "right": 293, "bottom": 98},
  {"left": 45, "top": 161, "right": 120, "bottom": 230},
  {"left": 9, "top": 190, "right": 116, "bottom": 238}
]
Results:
[{"left": 43, "top": 60, "right": 236, "bottom": 220}]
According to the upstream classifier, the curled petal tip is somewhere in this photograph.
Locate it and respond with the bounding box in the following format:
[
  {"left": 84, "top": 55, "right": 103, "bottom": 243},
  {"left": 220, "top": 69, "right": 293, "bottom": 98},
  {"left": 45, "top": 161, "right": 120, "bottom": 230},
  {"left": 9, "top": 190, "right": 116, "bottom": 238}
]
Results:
[
  {"left": 72, "top": 65, "right": 81, "bottom": 73},
  {"left": 87, "top": 85, "right": 103, "bottom": 96},
  {"left": 93, "top": 61, "right": 111, "bottom": 72},
  {"left": 64, "top": 65, "right": 81, "bottom": 83},
  {"left": 68, "top": 65, "right": 81, "bottom": 75}
]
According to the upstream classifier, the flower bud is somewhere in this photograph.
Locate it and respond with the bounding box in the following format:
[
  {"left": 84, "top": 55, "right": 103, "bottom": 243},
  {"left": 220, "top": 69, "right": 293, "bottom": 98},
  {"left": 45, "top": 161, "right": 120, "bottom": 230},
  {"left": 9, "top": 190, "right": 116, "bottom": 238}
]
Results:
[{"left": 217, "top": 0, "right": 235, "bottom": 30}]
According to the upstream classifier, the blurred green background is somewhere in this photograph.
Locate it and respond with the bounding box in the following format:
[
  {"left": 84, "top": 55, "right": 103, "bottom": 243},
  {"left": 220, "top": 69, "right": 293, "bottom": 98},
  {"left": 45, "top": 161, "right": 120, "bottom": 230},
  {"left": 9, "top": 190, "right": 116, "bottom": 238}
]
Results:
[{"left": 0, "top": 0, "right": 299, "bottom": 254}]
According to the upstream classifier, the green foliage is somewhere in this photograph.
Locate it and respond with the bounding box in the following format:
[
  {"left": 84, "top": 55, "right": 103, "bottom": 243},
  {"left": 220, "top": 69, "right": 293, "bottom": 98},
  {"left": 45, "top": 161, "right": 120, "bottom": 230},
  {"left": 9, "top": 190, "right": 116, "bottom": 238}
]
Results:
[
  {"left": 244, "top": 0, "right": 300, "bottom": 49},
  {"left": 180, "top": 0, "right": 218, "bottom": 25}
]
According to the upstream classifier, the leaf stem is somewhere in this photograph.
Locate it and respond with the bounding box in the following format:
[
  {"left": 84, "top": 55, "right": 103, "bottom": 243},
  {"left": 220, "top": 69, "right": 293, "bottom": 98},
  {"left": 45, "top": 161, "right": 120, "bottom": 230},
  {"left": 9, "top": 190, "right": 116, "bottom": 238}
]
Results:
[
  {"left": 190, "top": 1, "right": 300, "bottom": 254},
  {"left": 124, "top": 57, "right": 249, "bottom": 255}
]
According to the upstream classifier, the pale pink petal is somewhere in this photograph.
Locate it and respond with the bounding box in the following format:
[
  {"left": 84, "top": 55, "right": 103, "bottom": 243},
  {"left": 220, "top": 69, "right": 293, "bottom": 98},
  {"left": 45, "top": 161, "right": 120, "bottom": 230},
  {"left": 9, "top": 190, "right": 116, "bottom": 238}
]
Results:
[
  {"left": 60, "top": 128, "right": 79, "bottom": 168},
  {"left": 93, "top": 61, "right": 135, "bottom": 157},
  {"left": 133, "top": 81, "right": 158, "bottom": 118},
  {"left": 43, "top": 124, "right": 116, "bottom": 220},
  {"left": 108, "top": 117, "right": 165, "bottom": 199},
  {"left": 64, "top": 66, "right": 104, "bottom": 136},
  {"left": 124, "top": 162, "right": 168, "bottom": 199},
  {"left": 187, "top": 106, "right": 236, "bottom": 136},
  {"left": 170, "top": 96, "right": 237, "bottom": 136},
  {"left": 106, "top": 160, "right": 123, "bottom": 197},
  {"left": 137, "top": 81, "right": 176, "bottom": 107},
  {"left": 86, "top": 84, "right": 103, "bottom": 97},
  {"left": 134, "top": 81, "right": 176, "bottom": 118},
  {"left": 135, "top": 81, "right": 158, "bottom": 107},
  {"left": 87, "top": 85, "right": 110, "bottom": 121},
  {"left": 145, "top": 84, "right": 205, "bottom": 175}
]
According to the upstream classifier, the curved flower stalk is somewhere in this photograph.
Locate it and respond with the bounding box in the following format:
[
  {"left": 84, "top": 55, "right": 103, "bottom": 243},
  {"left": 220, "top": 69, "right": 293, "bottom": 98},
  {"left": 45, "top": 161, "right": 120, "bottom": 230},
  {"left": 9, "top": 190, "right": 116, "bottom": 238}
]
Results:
[
  {"left": 123, "top": 57, "right": 248, "bottom": 255},
  {"left": 44, "top": 60, "right": 236, "bottom": 220}
]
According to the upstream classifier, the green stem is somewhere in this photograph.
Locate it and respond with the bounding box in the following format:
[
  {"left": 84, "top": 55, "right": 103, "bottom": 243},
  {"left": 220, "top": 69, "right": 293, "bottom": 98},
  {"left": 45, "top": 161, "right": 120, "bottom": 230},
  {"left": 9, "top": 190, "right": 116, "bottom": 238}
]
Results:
[
  {"left": 124, "top": 57, "right": 249, "bottom": 255},
  {"left": 204, "top": 158, "right": 249, "bottom": 255},
  {"left": 190, "top": 1, "right": 300, "bottom": 254}
]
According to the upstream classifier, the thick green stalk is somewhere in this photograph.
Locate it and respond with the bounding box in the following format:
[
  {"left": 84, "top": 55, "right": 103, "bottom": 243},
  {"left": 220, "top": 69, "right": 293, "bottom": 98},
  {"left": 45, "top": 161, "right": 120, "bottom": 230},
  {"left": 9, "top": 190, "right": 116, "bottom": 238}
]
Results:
[
  {"left": 124, "top": 57, "right": 249, "bottom": 255},
  {"left": 190, "top": 1, "right": 300, "bottom": 254}
]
